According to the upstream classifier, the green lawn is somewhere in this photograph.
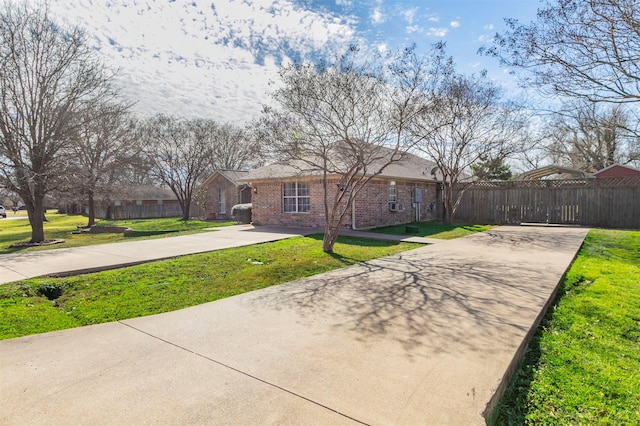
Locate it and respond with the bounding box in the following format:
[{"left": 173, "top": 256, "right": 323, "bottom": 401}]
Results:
[
  {"left": 0, "top": 213, "right": 232, "bottom": 254},
  {"left": 0, "top": 235, "right": 421, "bottom": 340},
  {"left": 372, "top": 221, "right": 493, "bottom": 239},
  {"left": 97, "top": 217, "right": 234, "bottom": 231},
  {"left": 495, "top": 229, "right": 640, "bottom": 425}
]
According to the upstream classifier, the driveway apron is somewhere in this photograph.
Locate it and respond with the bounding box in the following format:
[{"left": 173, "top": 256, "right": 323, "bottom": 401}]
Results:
[{"left": 0, "top": 225, "right": 589, "bottom": 425}]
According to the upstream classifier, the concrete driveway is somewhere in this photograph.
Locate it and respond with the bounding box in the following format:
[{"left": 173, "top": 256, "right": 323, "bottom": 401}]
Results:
[{"left": 0, "top": 225, "right": 589, "bottom": 425}]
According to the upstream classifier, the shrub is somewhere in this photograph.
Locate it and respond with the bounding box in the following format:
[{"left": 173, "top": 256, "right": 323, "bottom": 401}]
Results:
[{"left": 231, "top": 203, "right": 252, "bottom": 224}]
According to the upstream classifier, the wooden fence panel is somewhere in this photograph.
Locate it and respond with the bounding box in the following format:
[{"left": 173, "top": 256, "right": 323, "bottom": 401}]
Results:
[
  {"left": 453, "top": 177, "right": 640, "bottom": 229},
  {"left": 95, "top": 203, "right": 183, "bottom": 220}
]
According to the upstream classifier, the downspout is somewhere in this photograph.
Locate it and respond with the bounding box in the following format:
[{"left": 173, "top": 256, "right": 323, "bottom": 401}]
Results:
[{"left": 351, "top": 198, "right": 359, "bottom": 230}]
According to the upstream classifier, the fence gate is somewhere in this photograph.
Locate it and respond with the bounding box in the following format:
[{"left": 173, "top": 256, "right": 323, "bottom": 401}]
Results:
[{"left": 453, "top": 177, "right": 640, "bottom": 228}]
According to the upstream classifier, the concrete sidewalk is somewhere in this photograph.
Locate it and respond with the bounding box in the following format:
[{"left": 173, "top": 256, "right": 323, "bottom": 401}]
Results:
[
  {"left": 0, "top": 225, "right": 438, "bottom": 284},
  {"left": 0, "top": 225, "right": 589, "bottom": 425}
]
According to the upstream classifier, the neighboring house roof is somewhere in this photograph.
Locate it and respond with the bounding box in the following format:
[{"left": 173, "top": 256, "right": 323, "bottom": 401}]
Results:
[
  {"left": 518, "top": 165, "right": 591, "bottom": 180},
  {"left": 245, "top": 151, "right": 439, "bottom": 183},
  {"left": 201, "top": 170, "right": 250, "bottom": 187},
  {"left": 592, "top": 163, "right": 640, "bottom": 178}
]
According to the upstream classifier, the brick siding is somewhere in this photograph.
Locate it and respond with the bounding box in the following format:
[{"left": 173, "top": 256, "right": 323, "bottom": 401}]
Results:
[
  {"left": 202, "top": 175, "right": 242, "bottom": 220},
  {"left": 252, "top": 177, "right": 438, "bottom": 229}
]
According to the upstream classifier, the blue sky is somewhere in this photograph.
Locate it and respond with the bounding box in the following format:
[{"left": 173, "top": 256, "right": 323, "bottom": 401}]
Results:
[{"left": 44, "top": 0, "right": 542, "bottom": 124}]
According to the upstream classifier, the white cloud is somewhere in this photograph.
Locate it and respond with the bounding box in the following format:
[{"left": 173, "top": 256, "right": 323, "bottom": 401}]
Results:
[
  {"left": 371, "top": 6, "right": 385, "bottom": 24},
  {"left": 450, "top": 20, "right": 461, "bottom": 28},
  {"left": 336, "top": 0, "right": 352, "bottom": 5},
  {"left": 484, "top": 24, "right": 494, "bottom": 30},
  {"left": 39, "top": 0, "right": 358, "bottom": 124},
  {"left": 428, "top": 14, "right": 440, "bottom": 23},
  {"left": 478, "top": 34, "right": 495, "bottom": 43},
  {"left": 402, "top": 7, "right": 418, "bottom": 24},
  {"left": 427, "top": 28, "right": 449, "bottom": 37},
  {"left": 406, "top": 25, "right": 422, "bottom": 34}
]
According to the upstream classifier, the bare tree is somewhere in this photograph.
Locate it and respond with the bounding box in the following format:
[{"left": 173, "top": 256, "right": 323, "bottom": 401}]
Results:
[
  {"left": 545, "top": 102, "right": 639, "bottom": 172},
  {"left": 141, "top": 115, "right": 214, "bottom": 221},
  {"left": 209, "top": 122, "right": 263, "bottom": 171},
  {"left": 0, "top": 1, "right": 116, "bottom": 242},
  {"left": 67, "top": 101, "right": 139, "bottom": 226},
  {"left": 485, "top": 0, "right": 640, "bottom": 104},
  {"left": 413, "top": 71, "right": 529, "bottom": 224},
  {"left": 262, "top": 46, "right": 437, "bottom": 252}
]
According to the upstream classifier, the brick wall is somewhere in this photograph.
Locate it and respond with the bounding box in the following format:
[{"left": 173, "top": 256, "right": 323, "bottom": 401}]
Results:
[
  {"left": 251, "top": 177, "right": 439, "bottom": 229},
  {"left": 202, "top": 175, "right": 241, "bottom": 220},
  {"left": 349, "top": 180, "right": 438, "bottom": 229},
  {"left": 252, "top": 179, "right": 327, "bottom": 228}
]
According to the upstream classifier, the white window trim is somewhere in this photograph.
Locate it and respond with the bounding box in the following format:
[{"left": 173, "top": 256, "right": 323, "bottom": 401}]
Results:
[
  {"left": 218, "top": 188, "right": 226, "bottom": 214},
  {"left": 283, "top": 182, "right": 310, "bottom": 213},
  {"left": 388, "top": 181, "right": 397, "bottom": 203}
]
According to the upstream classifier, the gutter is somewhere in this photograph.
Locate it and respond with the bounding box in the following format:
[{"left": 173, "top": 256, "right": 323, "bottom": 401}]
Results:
[{"left": 351, "top": 198, "right": 360, "bottom": 230}]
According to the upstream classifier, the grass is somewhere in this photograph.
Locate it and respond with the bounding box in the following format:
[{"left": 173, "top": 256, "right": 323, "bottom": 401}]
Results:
[
  {"left": 495, "top": 229, "right": 640, "bottom": 425},
  {"left": 372, "top": 221, "right": 493, "bottom": 239},
  {"left": 0, "top": 234, "right": 421, "bottom": 340},
  {"left": 97, "top": 217, "right": 233, "bottom": 231},
  {"left": 0, "top": 213, "right": 233, "bottom": 254}
]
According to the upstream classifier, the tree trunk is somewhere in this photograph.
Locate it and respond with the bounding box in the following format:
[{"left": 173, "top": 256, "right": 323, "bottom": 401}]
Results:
[
  {"left": 442, "top": 183, "right": 454, "bottom": 225},
  {"left": 87, "top": 192, "right": 96, "bottom": 227},
  {"left": 443, "top": 207, "right": 453, "bottom": 225},
  {"left": 180, "top": 199, "right": 190, "bottom": 221},
  {"left": 322, "top": 204, "right": 350, "bottom": 253},
  {"left": 27, "top": 201, "right": 46, "bottom": 243},
  {"left": 322, "top": 225, "right": 339, "bottom": 253}
]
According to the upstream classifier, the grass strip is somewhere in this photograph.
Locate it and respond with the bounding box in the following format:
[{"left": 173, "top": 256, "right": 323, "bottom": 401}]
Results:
[
  {"left": 0, "top": 234, "right": 421, "bottom": 340},
  {"left": 372, "top": 221, "right": 492, "bottom": 239},
  {"left": 495, "top": 229, "right": 640, "bottom": 425}
]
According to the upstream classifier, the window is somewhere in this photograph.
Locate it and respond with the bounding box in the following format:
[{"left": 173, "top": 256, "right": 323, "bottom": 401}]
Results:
[
  {"left": 283, "top": 182, "right": 310, "bottom": 213},
  {"left": 218, "top": 188, "right": 226, "bottom": 214},
  {"left": 388, "top": 181, "right": 397, "bottom": 203}
]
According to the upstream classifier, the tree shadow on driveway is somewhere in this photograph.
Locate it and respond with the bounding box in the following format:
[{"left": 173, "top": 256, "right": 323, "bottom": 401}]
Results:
[{"left": 251, "top": 226, "right": 587, "bottom": 360}]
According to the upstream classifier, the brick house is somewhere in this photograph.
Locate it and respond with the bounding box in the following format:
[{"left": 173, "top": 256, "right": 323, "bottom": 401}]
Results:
[
  {"left": 245, "top": 153, "right": 440, "bottom": 230},
  {"left": 199, "top": 170, "right": 252, "bottom": 220},
  {"left": 592, "top": 164, "right": 640, "bottom": 178}
]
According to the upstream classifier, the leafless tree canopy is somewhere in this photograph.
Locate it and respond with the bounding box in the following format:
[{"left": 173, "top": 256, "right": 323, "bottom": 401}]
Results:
[
  {"left": 66, "top": 101, "right": 139, "bottom": 226},
  {"left": 0, "top": 1, "right": 117, "bottom": 242},
  {"left": 141, "top": 115, "right": 215, "bottom": 221},
  {"left": 413, "top": 71, "right": 529, "bottom": 224},
  {"left": 262, "top": 46, "right": 439, "bottom": 252},
  {"left": 209, "top": 123, "right": 262, "bottom": 171},
  {"left": 485, "top": 0, "right": 640, "bottom": 104},
  {"left": 545, "top": 101, "right": 640, "bottom": 171}
]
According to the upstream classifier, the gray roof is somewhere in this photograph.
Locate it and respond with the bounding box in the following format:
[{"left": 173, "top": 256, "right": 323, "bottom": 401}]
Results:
[
  {"left": 245, "top": 151, "right": 439, "bottom": 183},
  {"left": 202, "top": 170, "right": 250, "bottom": 187},
  {"left": 217, "top": 170, "right": 250, "bottom": 185}
]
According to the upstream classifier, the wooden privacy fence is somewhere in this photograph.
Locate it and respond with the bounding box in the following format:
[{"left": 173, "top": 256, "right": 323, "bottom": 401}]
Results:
[
  {"left": 94, "top": 202, "right": 183, "bottom": 220},
  {"left": 453, "top": 177, "right": 640, "bottom": 229}
]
